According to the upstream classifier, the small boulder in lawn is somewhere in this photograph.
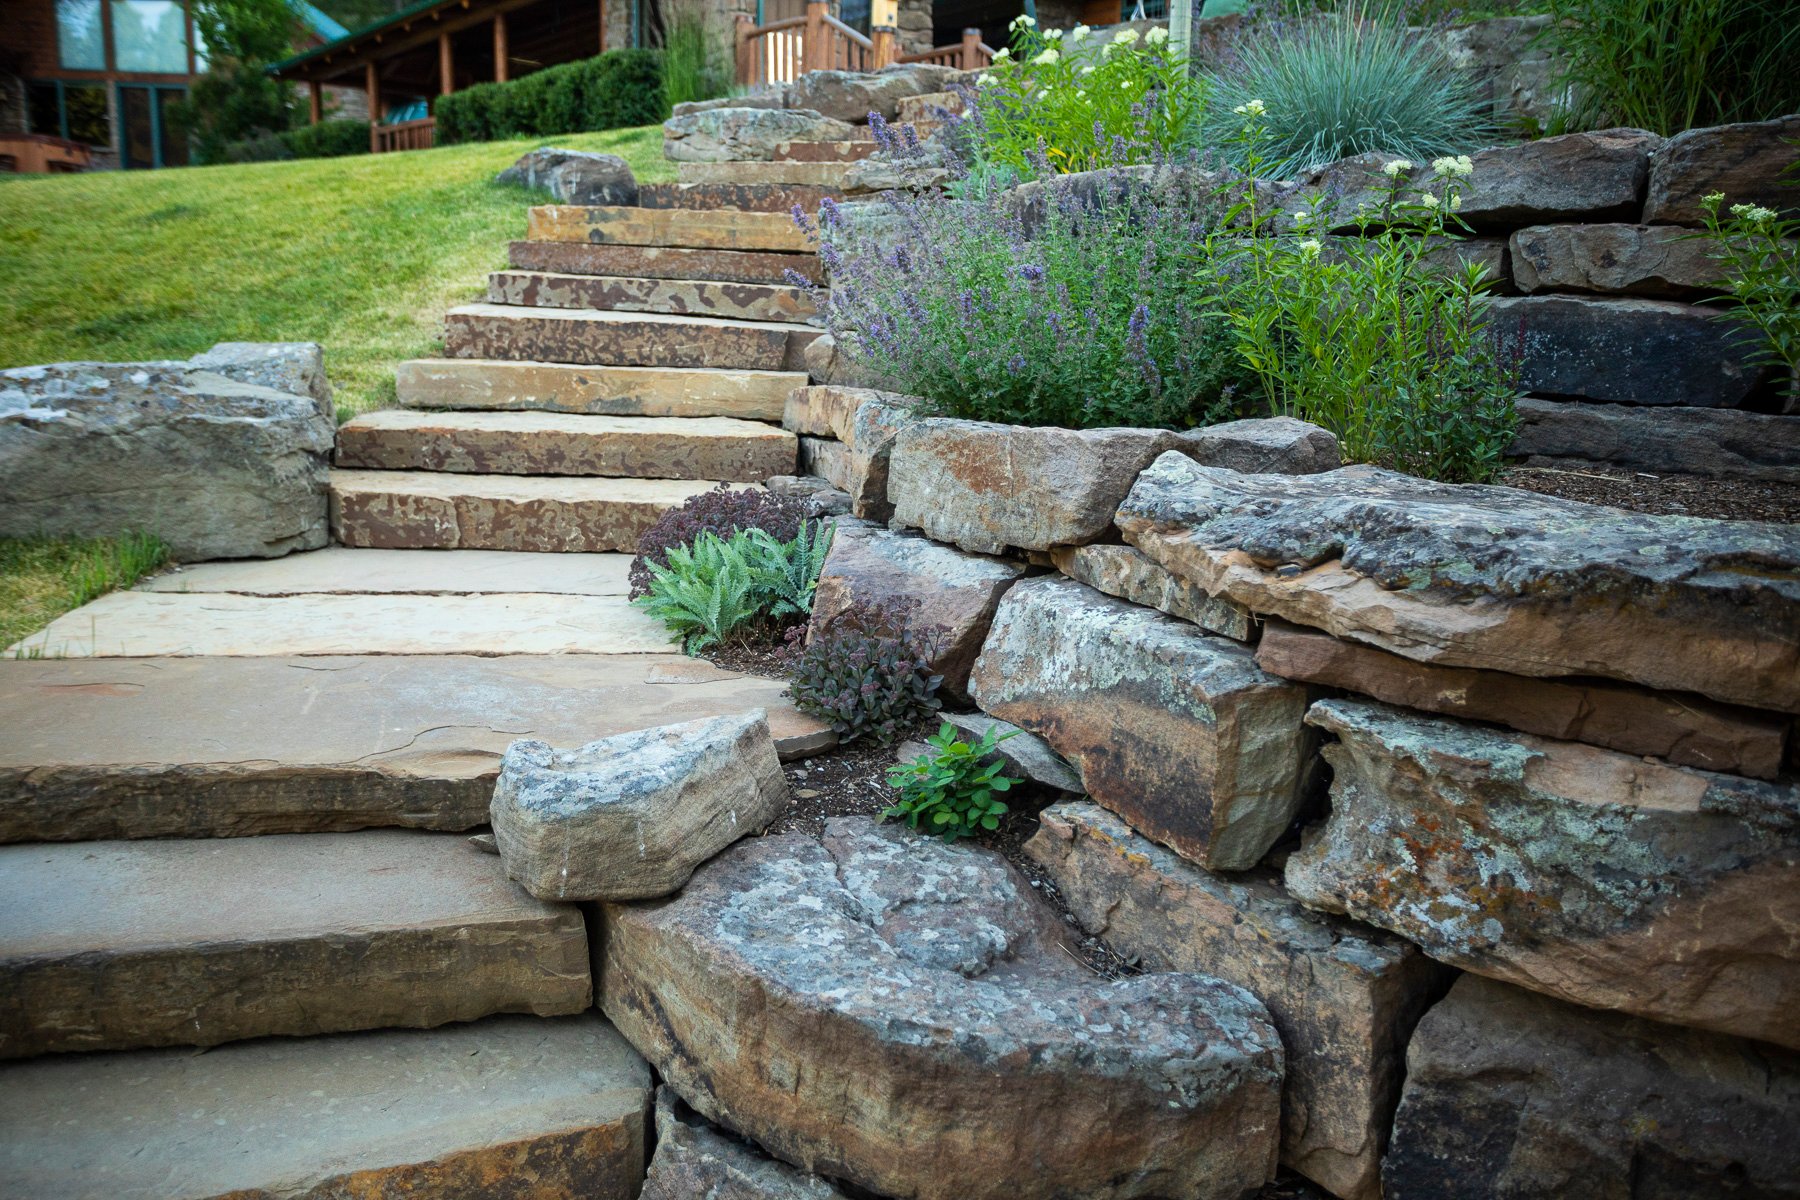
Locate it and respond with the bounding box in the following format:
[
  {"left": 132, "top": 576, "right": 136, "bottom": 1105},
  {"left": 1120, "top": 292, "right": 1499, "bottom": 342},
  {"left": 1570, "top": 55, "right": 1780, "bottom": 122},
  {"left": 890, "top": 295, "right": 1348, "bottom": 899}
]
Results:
[
  {"left": 496, "top": 148, "right": 639, "bottom": 206},
  {"left": 490, "top": 710, "right": 788, "bottom": 902},
  {"left": 942, "top": 712, "right": 1083, "bottom": 794}
]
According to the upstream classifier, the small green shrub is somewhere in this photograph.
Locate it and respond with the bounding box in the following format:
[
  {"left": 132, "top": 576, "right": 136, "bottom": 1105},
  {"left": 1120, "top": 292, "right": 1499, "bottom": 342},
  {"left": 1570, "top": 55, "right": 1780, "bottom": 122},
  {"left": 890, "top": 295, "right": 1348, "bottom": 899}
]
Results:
[
  {"left": 220, "top": 130, "right": 294, "bottom": 162},
  {"left": 747, "top": 523, "right": 833, "bottom": 621},
  {"left": 631, "top": 521, "right": 834, "bottom": 653},
  {"left": 629, "top": 483, "right": 811, "bottom": 599},
  {"left": 282, "top": 118, "right": 370, "bottom": 159},
  {"left": 884, "top": 721, "right": 1022, "bottom": 840},
  {"left": 790, "top": 601, "right": 946, "bottom": 746},
  {"left": 1698, "top": 187, "right": 1800, "bottom": 405},
  {"left": 437, "top": 50, "right": 667, "bottom": 145}
]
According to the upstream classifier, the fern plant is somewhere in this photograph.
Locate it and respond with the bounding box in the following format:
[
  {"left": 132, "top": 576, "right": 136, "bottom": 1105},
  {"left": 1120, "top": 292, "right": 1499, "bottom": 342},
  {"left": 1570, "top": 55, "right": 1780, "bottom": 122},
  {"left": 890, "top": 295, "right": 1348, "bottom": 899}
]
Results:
[
  {"left": 632, "top": 531, "right": 765, "bottom": 654},
  {"left": 747, "top": 521, "right": 834, "bottom": 619}
]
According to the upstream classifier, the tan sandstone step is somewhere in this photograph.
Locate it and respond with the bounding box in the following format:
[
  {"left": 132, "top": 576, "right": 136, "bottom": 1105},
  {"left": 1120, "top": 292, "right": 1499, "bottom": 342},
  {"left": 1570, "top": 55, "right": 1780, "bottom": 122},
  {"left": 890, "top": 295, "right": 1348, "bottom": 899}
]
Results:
[
  {"left": 677, "top": 160, "right": 854, "bottom": 186},
  {"left": 331, "top": 468, "right": 724, "bottom": 551},
  {"left": 0, "top": 652, "right": 832, "bottom": 843},
  {"left": 0, "top": 830, "right": 590, "bottom": 1057},
  {"left": 337, "top": 411, "right": 797, "bottom": 481},
  {"left": 510, "top": 241, "right": 818, "bottom": 286},
  {"left": 443, "top": 303, "right": 820, "bottom": 371},
  {"left": 0, "top": 1014, "right": 649, "bottom": 1199},
  {"left": 486, "top": 270, "right": 817, "bottom": 323},
  {"left": 639, "top": 179, "right": 840, "bottom": 213},
  {"left": 396, "top": 358, "right": 804, "bottom": 420},
  {"left": 769, "top": 139, "right": 879, "bottom": 162},
  {"left": 527, "top": 204, "right": 812, "bottom": 252}
]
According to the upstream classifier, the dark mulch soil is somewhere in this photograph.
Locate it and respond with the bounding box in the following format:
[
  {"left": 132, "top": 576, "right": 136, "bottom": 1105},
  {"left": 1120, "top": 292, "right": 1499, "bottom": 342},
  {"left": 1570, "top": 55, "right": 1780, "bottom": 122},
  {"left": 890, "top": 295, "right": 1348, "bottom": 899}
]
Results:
[{"left": 1501, "top": 464, "right": 1800, "bottom": 524}]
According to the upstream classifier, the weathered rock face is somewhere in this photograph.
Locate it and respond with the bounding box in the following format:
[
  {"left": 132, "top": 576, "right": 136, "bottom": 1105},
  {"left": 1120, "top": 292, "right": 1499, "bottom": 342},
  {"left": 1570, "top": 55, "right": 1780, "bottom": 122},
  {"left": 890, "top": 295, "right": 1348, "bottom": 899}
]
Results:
[
  {"left": 969, "top": 578, "right": 1310, "bottom": 870},
  {"left": 1255, "top": 620, "right": 1790, "bottom": 779},
  {"left": 663, "top": 108, "right": 858, "bottom": 162},
  {"left": 800, "top": 332, "right": 879, "bottom": 387},
  {"left": 807, "top": 521, "right": 1024, "bottom": 700},
  {"left": 1116, "top": 454, "right": 1800, "bottom": 713},
  {"left": 1180, "top": 416, "right": 1342, "bottom": 474},
  {"left": 1438, "top": 14, "right": 1565, "bottom": 131},
  {"left": 941, "top": 711, "right": 1083, "bottom": 793},
  {"left": 1051, "top": 543, "right": 1255, "bottom": 641},
  {"left": 1027, "top": 802, "right": 1452, "bottom": 1200},
  {"left": 1513, "top": 397, "right": 1800, "bottom": 482},
  {"left": 1644, "top": 115, "right": 1800, "bottom": 225},
  {"left": 1458, "top": 128, "right": 1660, "bottom": 228},
  {"left": 781, "top": 385, "right": 917, "bottom": 519},
  {"left": 643, "top": 1088, "right": 851, "bottom": 1200},
  {"left": 840, "top": 153, "right": 952, "bottom": 194},
  {"left": 1488, "top": 294, "right": 1772, "bottom": 407},
  {"left": 600, "top": 818, "right": 1285, "bottom": 1200},
  {"left": 1287, "top": 698, "right": 1800, "bottom": 1050},
  {"left": 495, "top": 147, "right": 639, "bottom": 205},
  {"left": 784, "top": 64, "right": 963, "bottom": 122},
  {"left": 0, "top": 362, "right": 333, "bottom": 561},
  {"left": 1509, "top": 222, "right": 1727, "bottom": 296},
  {"left": 510, "top": 239, "right": 817, "bottom": 287},
  {"left": 490, "top": 710, "right": 788, "bottom": 902},
  {"left": 186, "top": 341, "right": 331, "bottom": 413},
  {"left": 765, "top": 473, "right": 853, "bottom": 517},
  {"left": 1383, "top": 975, "right": 1800, "bottom": 1200}
]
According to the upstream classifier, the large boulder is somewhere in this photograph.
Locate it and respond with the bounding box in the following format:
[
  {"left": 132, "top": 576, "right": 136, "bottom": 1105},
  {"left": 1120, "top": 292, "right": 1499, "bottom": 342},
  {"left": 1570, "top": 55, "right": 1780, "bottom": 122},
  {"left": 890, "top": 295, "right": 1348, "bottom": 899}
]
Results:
[
  {"left": 1115, "top": 454, "right": 1800, "bottom": 713},
  {"left": 806, "top": 521, "right": 1024, "bottom": 701},
  {"left": 1487, "top": 294, "right": 1772, "bottom": 407},
  {"left": 968, "top": 577, "right": 1311, "bottom": 871},
  {"left": 1286, "top": 698, "right": 1800, "bottom": 1050},
  {"left": 643, "top": 1088, "right": 851, "bottom": 1200},
  {"left": 495, "top": 148, "right": 639, "bottom": 205},
  {"left": 1509, "top": 223, "right": 1727, "bottom": 297},
  {"left": 1455, "top": 128, "right": 1660, "bottom": 229},
  {"left": 1027, "top": 801, "right": 1453, "bottom": 1200},
  {"left": 0, "top": 361, "right": 333, "bottom": 561},
  {"left": 1052, "top": 543, "right": 1255, "bottom": 641},
  {"left": 490, "top": 710, "right": 788, "bottom": 902},
  {"left": 1383, "top": 975, "right": 1800, "bottom": 1200},
  {"left": 1644, "top": 114, "right": 1800, "bottom": 225},
  {"left": 663, "top": 108, "right": 858, "bottom": 163},
  {"left": 1509, "top": 396, "right": 1800, "bottom": 483},
  {"left": 782, "top": 385, "right": 918, "bottom": 520},
  {"left": 940, "top": 711, "right": 1083, "bottom": 793},
  {"left": 785, "top": 64, "right": 964, "bottom": 122},
  {"left": 600, "top": 817, "right": 1285, "bottom": 1200},
  {"left": 185, "top": 341, "right": 331, "bottom": 414}
]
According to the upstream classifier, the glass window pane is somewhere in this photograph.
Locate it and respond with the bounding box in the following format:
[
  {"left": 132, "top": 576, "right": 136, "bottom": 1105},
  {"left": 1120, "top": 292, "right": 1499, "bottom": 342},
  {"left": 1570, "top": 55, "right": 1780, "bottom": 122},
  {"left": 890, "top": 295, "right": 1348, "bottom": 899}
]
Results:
[
  {"left": 27, "top": 83, "right": 63, "bottom": 136},
  {"left": 112, "top": 0, "right": 191, "bottom": 73},
  {"left": 120, "top": 85, "right": 155, "bottom": 167},
  {"left": 57, "top": 0, "right": 107, "bottom": 70},
  {"left": 158, "top": 89, "right": 189, "bottom": 166},
  {"left": 66, "top": 85, "right": 113, "bottom": 146}
]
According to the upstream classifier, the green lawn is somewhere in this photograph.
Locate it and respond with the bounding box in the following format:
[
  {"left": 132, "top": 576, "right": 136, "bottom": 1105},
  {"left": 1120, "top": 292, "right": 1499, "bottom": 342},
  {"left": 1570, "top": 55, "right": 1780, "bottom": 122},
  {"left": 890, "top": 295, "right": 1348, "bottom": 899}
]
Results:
[
  {"left": 0, "top": 533, "right": 169, "bottom": 652},
  {"left": 0, "top": 126, "right": 675, "bottom": 420}
]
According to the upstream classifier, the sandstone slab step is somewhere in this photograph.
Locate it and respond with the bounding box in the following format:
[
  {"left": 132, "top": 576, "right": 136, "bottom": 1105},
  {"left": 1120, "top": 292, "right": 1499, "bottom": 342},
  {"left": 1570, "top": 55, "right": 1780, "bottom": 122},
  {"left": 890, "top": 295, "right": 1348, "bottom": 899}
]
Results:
[
  {"left": 510, "top": 240, "right": 817, "bottom": 285},
  {"left": 0, "top": 831, "right": 591, "bottom": 1057},
  {"left": 0, "top": 653, "right": 832, "bottom": 842},
  {"left": 444, "top": 304, "right": 820, "bottom": 371},
  {"left": 677, "top": 160, "right": 854, "bottom": 186},
  {"left": 487, "top": 270, "right": 816, "bottom": 322},
  {"left": 0, "top": 1014, "right": 650, "bottom": 1199},
  {"left": 336, "top": 411, "right": 796, "bottom": 482},
  {"left": 527, "top": 204, "right": 813, "bottom": 252},
  {"left": 770, "top": 139, "right": 879, "bottom": 162},
  {"left": 9, "top": 589, "right": 675, "bottom": 658},
  {"left": 140, "top": 547, "right": 633, "bottom": 596},
  {"left": 331, "top": 469, "right": 722, "bottom": 552},
  {"left": 397, "top": 358, "right": 803, "bottom": 420},
  {"left": 639, "top": 179, "right": 840, "bottom": 213}
]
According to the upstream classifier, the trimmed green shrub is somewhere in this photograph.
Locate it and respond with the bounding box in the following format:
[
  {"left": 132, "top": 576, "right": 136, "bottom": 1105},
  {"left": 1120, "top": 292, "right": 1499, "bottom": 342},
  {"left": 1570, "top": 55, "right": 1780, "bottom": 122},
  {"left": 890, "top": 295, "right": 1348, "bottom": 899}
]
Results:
[
  {"left": 437, "top": 49, "right": 667, "bottom": 145},
  {"left": 884, "top": 722, "right": 1021, "bottom": 841},
  {"left": 283, "top": 118, "right": 370, "bottom": 159}
]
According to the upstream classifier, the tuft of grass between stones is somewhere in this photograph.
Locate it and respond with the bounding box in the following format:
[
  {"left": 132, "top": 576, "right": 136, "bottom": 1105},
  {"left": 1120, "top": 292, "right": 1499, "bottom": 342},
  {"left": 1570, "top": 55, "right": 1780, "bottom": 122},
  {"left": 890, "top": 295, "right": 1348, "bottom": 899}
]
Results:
[
  {"left": 0, "top": 125, "right": 674, "bottom": 420},
  {"left": 0, "top": 532, "right": 170, "bottom": 651}
]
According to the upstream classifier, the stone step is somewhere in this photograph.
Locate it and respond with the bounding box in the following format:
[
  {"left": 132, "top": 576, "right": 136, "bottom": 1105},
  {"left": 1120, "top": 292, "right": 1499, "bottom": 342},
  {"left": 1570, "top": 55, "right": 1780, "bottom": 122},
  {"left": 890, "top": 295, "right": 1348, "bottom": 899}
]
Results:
[
  {"left": 337, "top": 411, "right": 796, "bottom": 481},
  {"left": 0, "top": 1013, "right": 650, "bottom": 1199},
  {"left": 443, "top": 303, "right": 820, "bottom": 371},
  {"left": 510, "top": 240, "right": 818, "bottom": 285},
  {"left": 396, "top": 358, "right": 804, "bottom": 420},
  {"left": 768, "top": 139, "right": 879, "bottom": 162},
  {"left": 486, "top": 270, "right": 816, "bottom": 323},
  {"left": 330, "top": 468, "right": 723, "bottom": 551},
  {"left": 527, "top": 204, "right": 812, "bottom": 252},
  {"left": 639, "top": 179, "right": 840, "bottom": 213},
  {"left": 0, "top": 652, "right": 832, "bottom": 843},
  {"left": 676, "top": 160, "right": 855, "bottom": 187},
  {"left": 141, "top": 546, "right": 634, "bottom": 596},
  {"left": 0, "top": 830, "right": 591, "bottom": 1057}
]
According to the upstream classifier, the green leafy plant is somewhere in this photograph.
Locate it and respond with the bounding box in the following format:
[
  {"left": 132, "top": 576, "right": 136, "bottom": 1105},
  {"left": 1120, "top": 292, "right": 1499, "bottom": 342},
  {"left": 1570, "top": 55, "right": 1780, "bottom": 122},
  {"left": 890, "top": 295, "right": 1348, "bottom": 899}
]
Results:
[
  {"left": 632, "top": 530, "right": 764, "bottom": 654},
  {"left": 883, "top": 722, "right": 1022, "bottom": 840},
  {"left": 789, "top": 601, "right": 946, "bottom": 745},
  {"left": 747, "top": 522, "right": 833, "bottom": 620},
  {"left": 1697, "top": 186, "right": 1799, "bottom": 405},
  {"left": 661, "top": 0, "right": 734, "bottom": 109},
  {"left": 167, "top": 0, "right": 302, "bottom": 164},
  {"left": 1541, "top": 0, "right": 1800, "bottom": 136},
  {"left": 436, "top": 49, "right": 666, "bottom": 145},
  {"left": 1198, "top": 3, "right": 1489, "bottom": 177}
]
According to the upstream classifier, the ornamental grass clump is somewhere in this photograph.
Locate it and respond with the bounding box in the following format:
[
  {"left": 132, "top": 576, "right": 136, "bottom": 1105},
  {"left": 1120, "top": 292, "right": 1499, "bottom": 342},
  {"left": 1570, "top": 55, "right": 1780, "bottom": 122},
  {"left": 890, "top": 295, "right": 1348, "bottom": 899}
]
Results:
[{"left": 791, "top": 162, "right": 1249, "bottom": 430}]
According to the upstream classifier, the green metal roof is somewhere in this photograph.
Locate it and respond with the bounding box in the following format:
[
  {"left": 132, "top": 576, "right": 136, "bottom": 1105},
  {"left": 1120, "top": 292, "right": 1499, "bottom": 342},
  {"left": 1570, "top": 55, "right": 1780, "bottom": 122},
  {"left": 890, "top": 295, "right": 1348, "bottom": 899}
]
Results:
[{"left": 270, "top": 0, "right": 458, "bottom": 74}]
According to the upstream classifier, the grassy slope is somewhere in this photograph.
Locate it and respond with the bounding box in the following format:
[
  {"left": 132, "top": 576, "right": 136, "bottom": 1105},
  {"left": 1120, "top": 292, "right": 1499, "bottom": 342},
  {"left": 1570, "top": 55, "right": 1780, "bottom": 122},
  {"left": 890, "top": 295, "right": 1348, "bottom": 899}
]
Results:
[
  {"left": 0, "top": 533, "right": 169, "bottom": 651},
  {"left": 0, "top": 126, "right": 675, "bottom": 419}
]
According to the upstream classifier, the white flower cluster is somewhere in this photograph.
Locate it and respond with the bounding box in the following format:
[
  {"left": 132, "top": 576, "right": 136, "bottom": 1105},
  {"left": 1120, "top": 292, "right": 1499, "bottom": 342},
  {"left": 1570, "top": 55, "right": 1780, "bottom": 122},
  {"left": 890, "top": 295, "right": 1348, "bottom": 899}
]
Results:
[
  {"left": 1382, "top": 159, "right": 1412, "bottom": 178},
  {"left": 1298, "top": 238, "right": 1322, "bottom": 257},
  {"left": 992, "top": 46, "right": 1012, "bottom": 62},
  {"left": 1146, "top": 25, "right": 1168, "bottom": 45},
  {"left": 1431, "top": 154, "right": 1474, "bottom": 179},
  {"left": 1232, "top": 98, "right": 1266, "bottom": 117},
  {"left": 1731, "top": 202, "right": 1780, "bottom": 224},
  {"left": 1033, "top": 47, "right": 1060, "bottom": 65},
  {"left": 1071, "top": 23, "right": 1091, "bottom": 41},
  {"left": 1009, "top": 13, "right": 1035, "bottom": 28}
]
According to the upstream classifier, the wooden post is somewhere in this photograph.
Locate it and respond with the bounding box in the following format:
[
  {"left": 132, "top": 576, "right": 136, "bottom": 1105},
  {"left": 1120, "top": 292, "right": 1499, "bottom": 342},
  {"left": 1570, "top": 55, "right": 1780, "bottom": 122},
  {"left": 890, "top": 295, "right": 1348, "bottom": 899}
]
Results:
[
  {"left": 309, "top": 80, "right": 322, "bottom": 124},
  {"left": 494, "top": 12, "right": 509, "bottom": 81},
  {"left": 365, "top": 60, "right": 379, "bottom": 152},
  {"left": 597, "top": 0, "right": 607, "bottom": 53},
  {"left": 438, "top": 30, "right": 453, "bottom": 95},
  {"left": 803, "top": 0, "right": 827, "bottom": 73},
  {"left": 871, "top": 27, "right": 895, "bottom": 69},
  {"left": 1169, "top": 0, "right": 1192, "bottom": 64},
  {"left": 960, "top": 27, "right": 980, "bottom": 69},
  {"left": 735, "top": 13, "right": 755, "bottom": 86}
]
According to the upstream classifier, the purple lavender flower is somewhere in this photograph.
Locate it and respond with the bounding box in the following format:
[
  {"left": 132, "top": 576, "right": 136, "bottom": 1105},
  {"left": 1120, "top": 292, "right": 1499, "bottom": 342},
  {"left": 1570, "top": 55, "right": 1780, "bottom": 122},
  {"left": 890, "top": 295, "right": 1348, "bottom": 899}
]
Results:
[
  {"left": 819, "top": 196, "right": 841, "bottom": 228},
  {"left": 1018, "top": 263, "right": 1045, "bottom": 282}
]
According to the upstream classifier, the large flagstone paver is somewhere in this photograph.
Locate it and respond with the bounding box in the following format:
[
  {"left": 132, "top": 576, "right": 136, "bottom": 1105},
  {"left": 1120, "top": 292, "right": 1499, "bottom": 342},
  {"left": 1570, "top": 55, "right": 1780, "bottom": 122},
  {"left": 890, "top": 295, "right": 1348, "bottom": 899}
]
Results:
[
  {"left": 139, "top": 547, "right": 633, "bottom": 595},
  {"left": 9, "top": 590, "right": 674, "bottom": 657},
  {"left": 0, "top": 653, "right": 832, "bottom": 841}
]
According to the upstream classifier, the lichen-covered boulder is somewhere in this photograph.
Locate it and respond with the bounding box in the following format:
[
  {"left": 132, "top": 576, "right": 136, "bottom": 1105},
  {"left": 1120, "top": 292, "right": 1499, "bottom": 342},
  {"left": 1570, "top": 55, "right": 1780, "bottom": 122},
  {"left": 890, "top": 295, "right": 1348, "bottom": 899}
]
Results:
[
  {"left": 490, "top": 710, "right": 788, "bottom": 902},
  {"left": 1116, "top": 454, "right": 1800, "bottom": 713},
  {"left": 1027, "top": 801, "right": 1453, "bottom": 1200},
  {"left": 969, "top": 577, "right": 1310, "bottom": 871},
  {"left": 1052, "top": 543, "right": 1254, "bottom": 641},
  {"left": 0, "top": 361, "right": 333, "bottom": 561},
  {"left": 663, "top": 108, "right": 858, "bottom": 163},
  {"left": 185, "top": 342, "right": 331, "bottom": 414},
  {"left": 1383, "top": 975, "right": 1800, "bottom": 1200},
  {"left": 1287, "top": 698, "right": 1800, "bottom": 1050},
  {"left": 1644, "top": 114, "right": 1800, "bottom": 225},
  {"left": 1509, "top": 223, "right": 1727, "bottom": 297},
  {"left": 785, "top": 64, "right": 963, "bottom": 122},
  {"left": 643, "top": 1088, "right": 851, "bottom": 1200},
  {"left": 600, "top": 818, "right": 1285, "bottom": 1200},
  {"left": 495, "top": 148, "right": 639, "bottom": 206}
]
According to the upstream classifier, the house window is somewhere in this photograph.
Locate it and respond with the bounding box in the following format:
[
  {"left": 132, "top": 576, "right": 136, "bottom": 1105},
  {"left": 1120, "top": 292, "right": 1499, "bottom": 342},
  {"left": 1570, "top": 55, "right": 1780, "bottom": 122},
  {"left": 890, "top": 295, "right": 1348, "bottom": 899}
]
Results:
[
  {"left": 117, "top": 84, "right": 188, "bottom": 167},
  {"left": 26, "top": 80, "right": 113, "bottom": 147},
  {"left": 111, "top": 0, "right": 191, "bottom": 73},
  {"left": 56, "top": 0, "right": 107, "bottom": 70}
]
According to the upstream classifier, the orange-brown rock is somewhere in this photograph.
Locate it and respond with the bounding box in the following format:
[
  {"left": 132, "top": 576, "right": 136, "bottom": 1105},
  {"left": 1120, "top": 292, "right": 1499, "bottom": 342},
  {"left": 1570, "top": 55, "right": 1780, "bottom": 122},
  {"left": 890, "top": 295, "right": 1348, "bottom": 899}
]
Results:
[
  {"left": 486, "top": 271, "right": 817, "bottom": 322},
  {"left": 510, "top": 239, "right": 818, "bottom": 286},
  {"left": 1287, "top": 698, "right": 1800, "bottom": 1050},
  {"left": 1027, "top": 802, "right": 1453, "bottom": 1200},
  {"left": 1255, "top": 620, "right": 1789, "bottom": 779},
  {"left": 1052, "top": 543, "right": 1254, "bottom": 641},
  {"left": 525, "top": 204, "right": 813, "bottom": 252},
  {"left": 443, "top": 304, "right": 819, "bottom": 372},
  {"left": 782, "top": 385, "right": 919, "bottom": 519}
]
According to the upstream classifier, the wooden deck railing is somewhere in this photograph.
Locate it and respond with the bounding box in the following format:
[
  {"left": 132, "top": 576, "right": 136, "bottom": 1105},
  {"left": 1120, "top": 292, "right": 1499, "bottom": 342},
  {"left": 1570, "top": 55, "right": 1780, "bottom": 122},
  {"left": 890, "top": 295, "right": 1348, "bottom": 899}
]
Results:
[
  {"left": 897, "top": 29, "right": 995, "bottom": 70},
  {"left": 372, "top": 117, "right": 436, "bottom": 154},
  {"left": 736, "top": 2, "right": 992, "bottom": 86}
]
